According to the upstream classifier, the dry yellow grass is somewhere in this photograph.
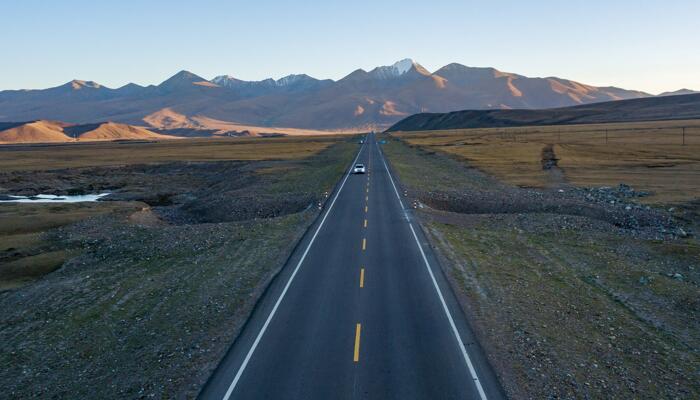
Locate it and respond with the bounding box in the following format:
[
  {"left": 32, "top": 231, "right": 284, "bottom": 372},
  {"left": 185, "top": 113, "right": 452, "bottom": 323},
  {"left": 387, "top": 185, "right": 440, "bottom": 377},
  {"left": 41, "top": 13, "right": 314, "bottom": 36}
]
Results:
[
  {"left": 0, "top": 202, "right": 141, "bottom": 236},
  {"left": 0, "top": 250, "right": 73, "bottom": 291},
  {"left": 397, "top": 119, "right": 700, "bottom": 145},
  {"left": 556, "top": 144, "right": 700, "bottom": 203},
  {"left": 440, "top": 142, "right": 547, "bottom": 188},
  {"left": 0, "top": 136, "right": 348, "bottom": 172},
  {"left": 393, "top": 119, "right": 700, "bottom": 203},
  {"left": 0, "top": 202, "right": 143, "bottom": 290}
]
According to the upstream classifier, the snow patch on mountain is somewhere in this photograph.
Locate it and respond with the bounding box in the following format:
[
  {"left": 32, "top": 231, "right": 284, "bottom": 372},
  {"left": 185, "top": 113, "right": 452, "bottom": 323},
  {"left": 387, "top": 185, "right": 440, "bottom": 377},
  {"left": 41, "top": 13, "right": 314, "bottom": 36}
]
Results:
[
  {"left": 212, "top": 74, "right": 314, "bottom": 88},
  {"left": 70, "top": 80, "right": 102, "bottom": 90},
  {"left": 276, "top": 74, "right": 310, "bottom": 86},
  {"left": 393, "top": 59, "right": 414, "bottom": 75},
  {"left": 211, "top": 75, "right": 239, "bottom": 86},
  {"left": 369, "top": 59, "right": 420, "bottom": 79}
]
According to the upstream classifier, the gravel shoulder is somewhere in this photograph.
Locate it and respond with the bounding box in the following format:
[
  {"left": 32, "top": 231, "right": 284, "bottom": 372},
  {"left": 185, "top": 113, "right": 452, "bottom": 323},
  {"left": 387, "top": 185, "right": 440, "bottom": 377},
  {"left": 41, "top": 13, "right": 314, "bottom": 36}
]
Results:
[{"left": 382, "top": 135, "right": 699, "bottom": 399}]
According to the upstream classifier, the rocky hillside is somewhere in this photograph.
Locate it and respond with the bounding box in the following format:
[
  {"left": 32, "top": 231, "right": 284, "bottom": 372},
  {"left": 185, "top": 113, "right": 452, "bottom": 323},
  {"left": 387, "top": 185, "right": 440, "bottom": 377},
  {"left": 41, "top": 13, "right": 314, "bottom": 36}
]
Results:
[{"left": 387, "top": 93, "right": 700, "bottom": 132}]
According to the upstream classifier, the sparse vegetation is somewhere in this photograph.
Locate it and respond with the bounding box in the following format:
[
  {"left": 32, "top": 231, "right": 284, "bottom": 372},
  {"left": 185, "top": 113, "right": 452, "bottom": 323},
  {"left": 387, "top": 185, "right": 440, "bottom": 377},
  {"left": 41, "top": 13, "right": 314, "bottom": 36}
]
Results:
[
  {"left": 0, "top": 136, "right": 358, "bottom": 398},
  {"left": 382, "top": 133, "right": 699, "bottom": 399},
  {"left": 0, "top": 202, "right": 141, "bottom": 290},
  {"left": 0, "top": 136, "right": 343, "bottom": 171},
  {"left": 393, "top": 119, "right": 700, "bottom": 203}
]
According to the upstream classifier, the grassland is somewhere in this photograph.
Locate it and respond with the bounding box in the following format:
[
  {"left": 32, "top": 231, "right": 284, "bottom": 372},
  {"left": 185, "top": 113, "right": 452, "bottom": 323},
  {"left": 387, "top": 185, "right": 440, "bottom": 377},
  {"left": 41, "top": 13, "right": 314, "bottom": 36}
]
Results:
[
  {"left": 0, "top": 135, "right": 359, "bottom": 398},
  {"left": 393, "top": 119, "right": 700, "bottom": 203},
  {"left": 381, "top": 135, "right": 699, "bottom": 399},
  {"left": 429, "top": 220, "right": 699, "bottom": 398},
  {"left": 0, "top": 136, "right": 353, "bottom": 289},
  {"left": 0, "top": 136, "right": 342, "bottom": 171},
  {"left": 0, "top": 202, "right": 142, "bottom": 290}
]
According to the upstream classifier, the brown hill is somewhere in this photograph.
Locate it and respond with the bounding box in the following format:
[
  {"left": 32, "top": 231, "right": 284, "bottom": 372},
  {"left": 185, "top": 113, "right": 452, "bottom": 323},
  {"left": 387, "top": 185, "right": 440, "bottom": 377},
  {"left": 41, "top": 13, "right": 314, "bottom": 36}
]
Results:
[
  {"left": 0, "top": 121, "right": 177, "bottom": 144},
  {"left": 145, "top": 109, "right": 356, "bottom": 136},
  {"left": 69, "top": 122, "right": 177, "bottom": 141},
  {"left": 0, "top": 121, "right": 72, "bottom": 144},
  {"left": 143, "top": 108, "right": 204, "bottom": 130},
  {"left": 386, "top": 93, "right": 700, "bottom": 132}
]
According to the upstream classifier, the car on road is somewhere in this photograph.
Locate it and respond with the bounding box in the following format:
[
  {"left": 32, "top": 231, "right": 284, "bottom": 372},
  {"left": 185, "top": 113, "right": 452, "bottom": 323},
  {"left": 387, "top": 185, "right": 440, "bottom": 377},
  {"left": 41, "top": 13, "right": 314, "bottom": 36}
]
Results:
[{"left": 352, "top": 164, "right": 366, "bottom": 174}]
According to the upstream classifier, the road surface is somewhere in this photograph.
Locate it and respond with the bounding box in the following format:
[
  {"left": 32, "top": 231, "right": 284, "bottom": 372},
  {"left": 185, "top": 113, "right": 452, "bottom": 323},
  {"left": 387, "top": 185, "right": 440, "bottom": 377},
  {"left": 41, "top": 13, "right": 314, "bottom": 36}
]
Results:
[{"left": 199, "top": 133, "right": 505, "bottom": 399}]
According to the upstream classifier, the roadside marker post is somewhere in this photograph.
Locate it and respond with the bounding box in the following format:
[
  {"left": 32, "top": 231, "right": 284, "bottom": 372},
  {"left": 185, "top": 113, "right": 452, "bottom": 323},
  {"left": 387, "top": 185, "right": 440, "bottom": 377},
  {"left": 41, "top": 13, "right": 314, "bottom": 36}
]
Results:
[{"left": 682, "top": 127, "right": 686, "bottom": 145}]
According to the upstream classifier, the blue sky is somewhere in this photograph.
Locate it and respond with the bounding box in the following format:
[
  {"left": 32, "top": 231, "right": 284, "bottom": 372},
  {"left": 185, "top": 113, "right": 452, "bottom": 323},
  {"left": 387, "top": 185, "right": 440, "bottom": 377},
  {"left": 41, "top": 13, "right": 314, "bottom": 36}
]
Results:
[{"left": 1, "top": 0, "right": 698, "bottom": 94}]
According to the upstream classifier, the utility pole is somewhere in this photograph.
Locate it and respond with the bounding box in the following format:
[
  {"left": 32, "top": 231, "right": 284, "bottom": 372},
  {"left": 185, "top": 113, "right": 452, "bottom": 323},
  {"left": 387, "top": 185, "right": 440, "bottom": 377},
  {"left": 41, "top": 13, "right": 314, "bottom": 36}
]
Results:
[{"left": 682, "top": 127, "right": 686, "bottom": 146}]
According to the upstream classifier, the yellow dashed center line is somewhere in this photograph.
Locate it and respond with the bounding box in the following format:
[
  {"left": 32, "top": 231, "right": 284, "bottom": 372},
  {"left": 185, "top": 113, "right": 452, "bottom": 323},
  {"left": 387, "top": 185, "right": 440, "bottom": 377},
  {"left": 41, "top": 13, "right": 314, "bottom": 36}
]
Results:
[
  {"left": 356, "top": 148, "right": 371, "bottom": 365},
  {"left": 354, "top": 323, "right": 362, "bottom": 362}
]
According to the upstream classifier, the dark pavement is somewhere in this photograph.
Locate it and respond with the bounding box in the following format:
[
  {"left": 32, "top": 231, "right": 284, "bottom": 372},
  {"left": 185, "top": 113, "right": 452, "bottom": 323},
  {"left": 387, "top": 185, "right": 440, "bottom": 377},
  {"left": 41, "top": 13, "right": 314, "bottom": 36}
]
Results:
[{"left": 199, "top": 133, "right": 505, "bottom": 400}]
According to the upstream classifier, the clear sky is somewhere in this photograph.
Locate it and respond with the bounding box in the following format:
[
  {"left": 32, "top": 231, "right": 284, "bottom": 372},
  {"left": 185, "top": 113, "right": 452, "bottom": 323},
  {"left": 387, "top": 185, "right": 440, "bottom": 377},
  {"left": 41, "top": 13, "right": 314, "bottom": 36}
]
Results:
[{"left": 1, "top": 0, "right": 698, "bottom": 94}]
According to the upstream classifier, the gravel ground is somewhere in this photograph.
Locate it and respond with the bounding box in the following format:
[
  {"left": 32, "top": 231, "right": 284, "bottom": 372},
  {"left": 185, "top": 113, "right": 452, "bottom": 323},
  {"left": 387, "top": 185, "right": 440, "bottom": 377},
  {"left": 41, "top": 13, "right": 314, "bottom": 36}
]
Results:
[
  {"left": 383, "top": 135, "right": 699, "bottom": 399},
  {"left": 0, "top": 140, "right": 357, "bottom": 398}
]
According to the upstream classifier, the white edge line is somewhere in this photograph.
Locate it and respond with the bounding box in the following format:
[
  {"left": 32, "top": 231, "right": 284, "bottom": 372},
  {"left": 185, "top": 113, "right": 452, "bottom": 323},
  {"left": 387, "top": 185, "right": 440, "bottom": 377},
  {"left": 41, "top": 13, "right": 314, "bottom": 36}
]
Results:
[
  {"left": 378, "top": 140, "right": 488, "bottom": 400},
  {"left": 408, "top": 225, "right": 488, "bottom": 400},
  {"left": 376, "top": 144, "right": 406, "bottom": 214},
  {"left": 221, "top": 140, "right": 365, "bottom": 400}
]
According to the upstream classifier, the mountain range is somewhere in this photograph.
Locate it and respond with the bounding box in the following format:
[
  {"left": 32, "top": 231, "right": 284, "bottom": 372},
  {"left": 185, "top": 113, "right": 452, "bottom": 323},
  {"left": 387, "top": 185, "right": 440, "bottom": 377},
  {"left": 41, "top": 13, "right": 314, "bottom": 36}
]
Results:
[{"left": 0, "top": 59, "right": 693, "bottom": 132}]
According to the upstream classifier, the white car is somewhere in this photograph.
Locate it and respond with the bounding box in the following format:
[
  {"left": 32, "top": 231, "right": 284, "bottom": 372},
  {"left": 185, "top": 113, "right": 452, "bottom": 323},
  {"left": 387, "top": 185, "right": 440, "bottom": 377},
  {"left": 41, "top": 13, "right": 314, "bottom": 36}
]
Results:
[{"left": 352, "top": 164, "right": 366, "bottom": 174}]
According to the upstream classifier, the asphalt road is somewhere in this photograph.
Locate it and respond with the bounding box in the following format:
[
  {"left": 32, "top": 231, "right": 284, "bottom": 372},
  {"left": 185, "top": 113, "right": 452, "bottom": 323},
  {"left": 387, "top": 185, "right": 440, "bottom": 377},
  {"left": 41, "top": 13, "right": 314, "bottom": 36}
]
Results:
[{"left": 199, "top": 133, "right": 505, "bottom": 400}]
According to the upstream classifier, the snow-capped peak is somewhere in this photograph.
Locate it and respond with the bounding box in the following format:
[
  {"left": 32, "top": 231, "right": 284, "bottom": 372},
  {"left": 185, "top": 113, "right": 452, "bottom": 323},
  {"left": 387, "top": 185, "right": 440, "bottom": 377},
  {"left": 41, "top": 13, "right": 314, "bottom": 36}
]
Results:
[
  {"left": 276, "top": 74, "right": 310, "bottom": 86},
  {"left": 211, "top": 75, "right": 238, "bottom": 85},
  {"left": 212, "top": 74, "right": 314, "bottom": 87},
  {"left": 370, "top": 59, "right": 421, "bottom": 79},
  {"left": 70, "top": 80, "right": 102, "bottom": 90},
  {"left": 392, "top": 58, "right": 415, "bottom": 75}
]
